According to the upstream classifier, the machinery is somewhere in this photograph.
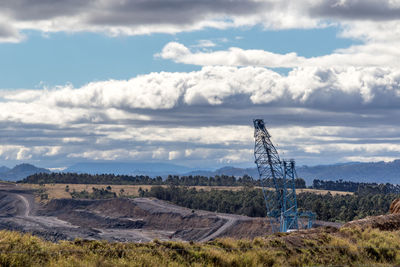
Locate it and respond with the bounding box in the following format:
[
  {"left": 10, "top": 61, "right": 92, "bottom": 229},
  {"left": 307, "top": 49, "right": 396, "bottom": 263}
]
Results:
[{"left": 253, "top": 119, "right": 314, "bottom": 232}]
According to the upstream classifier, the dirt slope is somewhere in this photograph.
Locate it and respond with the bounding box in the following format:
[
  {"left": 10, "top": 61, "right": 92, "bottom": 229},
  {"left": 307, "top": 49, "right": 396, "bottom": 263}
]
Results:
[
  {"left": 390, "top": 198, "right": 400, "bottom": 214},
  {"left": 342, "top": 198, "right": 400, "bottom": 231},
  {"left": 38, "top": 197, "right": 274, "bottom": 241}
]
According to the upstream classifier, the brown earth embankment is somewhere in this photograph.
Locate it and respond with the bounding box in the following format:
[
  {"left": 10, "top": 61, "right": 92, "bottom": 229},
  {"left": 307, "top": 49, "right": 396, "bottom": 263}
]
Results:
[
  {"left": 343, "top": 198, "right": 400, "bottom": 231},
  {"left": 390, "top": 198, "right": 400, "bottom": 214}
]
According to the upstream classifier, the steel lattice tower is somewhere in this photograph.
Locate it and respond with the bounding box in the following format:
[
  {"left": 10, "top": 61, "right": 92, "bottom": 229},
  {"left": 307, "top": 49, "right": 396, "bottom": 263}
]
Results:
[{"left": 253, "top": 119, "right": 314, "bottom": 232}]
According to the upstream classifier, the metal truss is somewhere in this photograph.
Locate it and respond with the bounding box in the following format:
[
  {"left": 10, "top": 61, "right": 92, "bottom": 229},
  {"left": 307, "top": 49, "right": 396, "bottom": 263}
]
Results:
[{"left": 253, "top": 119, "right": 314, "bottom": 232}]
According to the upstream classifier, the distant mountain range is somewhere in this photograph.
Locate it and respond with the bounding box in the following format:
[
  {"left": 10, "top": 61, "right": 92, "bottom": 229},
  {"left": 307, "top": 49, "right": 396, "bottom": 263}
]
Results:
[
  {"left": 186, "top": 161, "right": 400, "bottom": 185},
  {"left": 2, "top": 160, "right": 400, "bottom": 185},
  {"left": 61, "top": 160, "right": 400, "bottom": 185},
  {"left": 0, "top": 164, "right": 50, "bottom": 181},
  {"left": 184, "top": 166, "right": 259, "bottom": 178},
  {"left": 64, "top": 162, "right": 195, "bottom": 177},
  {"left": 297, "top": 160, "right": 400, "bottom": 185}
]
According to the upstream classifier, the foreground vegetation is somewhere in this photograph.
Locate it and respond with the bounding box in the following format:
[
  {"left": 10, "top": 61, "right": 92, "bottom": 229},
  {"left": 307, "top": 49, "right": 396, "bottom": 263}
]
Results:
[
  {"left": 1, "top": 226, "right": 400, "bottom": 266},
  {"left": 141, "top": 186, "right": 399, "bottom": 222}
]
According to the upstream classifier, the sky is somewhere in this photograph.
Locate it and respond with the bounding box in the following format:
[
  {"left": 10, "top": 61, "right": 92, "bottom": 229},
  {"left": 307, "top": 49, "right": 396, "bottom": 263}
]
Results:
[{"left": 1, "top": 0, "right": 400, "bottom": 170}]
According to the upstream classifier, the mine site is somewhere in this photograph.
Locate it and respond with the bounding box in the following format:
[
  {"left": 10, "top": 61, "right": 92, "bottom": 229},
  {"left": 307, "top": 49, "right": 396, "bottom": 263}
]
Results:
[
  {"left": 2, "top": 1, "right": 400, "bottom": 265},
  {"left": 1, "top": 183, "right": 271, "bottom": 242},
  {"left": 2, "top": 182, "right": 399, "bottom": 243},
  {"left": 0, "top": 119, "right": 400, "bottom": 249},
  {"left": 1, "top": 119, "right": 400, "bottom": 267},
  {"left": 0, "top": 120, "right": 347, "bottom": 243}
]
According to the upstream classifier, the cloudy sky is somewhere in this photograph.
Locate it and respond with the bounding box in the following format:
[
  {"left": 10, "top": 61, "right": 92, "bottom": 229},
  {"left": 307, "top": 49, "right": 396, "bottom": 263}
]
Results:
[{"left": 1, "top": 0, "right": 400, "bottom": 169}]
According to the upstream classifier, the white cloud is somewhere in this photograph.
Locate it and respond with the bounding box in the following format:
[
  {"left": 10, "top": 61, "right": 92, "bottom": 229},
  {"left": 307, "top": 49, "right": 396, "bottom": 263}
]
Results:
[
  {"left": 158, "top": 41, "right": 400, "bottom": 68},
  {"left": 168, "top": 150, "right": 182, "bottom": 160},
  {"left": 1, "top": 66, "right": 400, "bottom": 166},
  {"left": 158, "top": 42, "right": 305, "bottom": 68},
  {"left": 0, "top": 145, "right": 64, "bottom": 161},
  {"left": 343, "top": 156, "right": 399, "bottom": 163},
  {"left": 1, "top": 65, "right": 400, "bottom": 125},
  {"left": 67, "top": 149, "right": 142, "bottom": 161},
  {"left": 192, "top": 40, "right": 217, "bottom": 48}
]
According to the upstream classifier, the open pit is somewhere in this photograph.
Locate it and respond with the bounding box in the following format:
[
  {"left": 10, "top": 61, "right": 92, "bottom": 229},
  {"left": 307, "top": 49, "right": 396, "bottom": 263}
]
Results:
[
  {"left": 0, "top": 184, "right": 344, "bottom": 242},
  {"left": 1, "top": 184, "right": 274, "bottom": 242}
]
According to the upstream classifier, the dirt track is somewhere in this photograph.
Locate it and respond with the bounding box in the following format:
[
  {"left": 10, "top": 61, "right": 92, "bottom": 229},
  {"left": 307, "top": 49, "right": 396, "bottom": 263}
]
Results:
[{"left": 0, "top": 184, "right": 340, "bottom": 242}]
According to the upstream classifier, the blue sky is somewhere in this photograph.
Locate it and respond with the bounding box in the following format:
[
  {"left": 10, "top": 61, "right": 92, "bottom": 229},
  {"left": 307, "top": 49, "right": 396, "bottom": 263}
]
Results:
[
  {"left": 1, "top": 27, "right": 356, "bottom": 89},
  {"left": 0, "top": 0, "right": 400, "bottom": 170}
]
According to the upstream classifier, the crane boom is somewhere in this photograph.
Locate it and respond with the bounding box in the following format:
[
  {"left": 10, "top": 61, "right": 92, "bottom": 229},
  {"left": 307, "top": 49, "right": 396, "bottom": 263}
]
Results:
[{"left": 253, "top": 119, "right": 313, "bottom": 232}]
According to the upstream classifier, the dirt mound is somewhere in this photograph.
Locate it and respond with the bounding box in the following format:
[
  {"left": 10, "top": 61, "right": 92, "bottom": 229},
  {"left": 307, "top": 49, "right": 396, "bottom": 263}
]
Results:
[
  {"left": 339, "top": 198, "right": 400, "bottom": 231},
  {"left": 343, "top": 213, "right": 400, "bottom": 231},
  {"left": 389, "top": 198, "right": 400, "bottom": 214}
]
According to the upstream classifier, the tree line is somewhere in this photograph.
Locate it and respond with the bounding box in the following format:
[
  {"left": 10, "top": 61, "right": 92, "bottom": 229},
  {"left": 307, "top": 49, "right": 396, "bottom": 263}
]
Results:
[
  {"left": 312, "top": 179, "right": 400, "bottom": 194},
  {"left": 19, "top": 172, "right": 306, "bottom": 188},
  {"left": 20, "top": 172, "right": 400, "bottom": 195},
  {"left": 140, "top": 186, "right": 399, "bottom": 222}
]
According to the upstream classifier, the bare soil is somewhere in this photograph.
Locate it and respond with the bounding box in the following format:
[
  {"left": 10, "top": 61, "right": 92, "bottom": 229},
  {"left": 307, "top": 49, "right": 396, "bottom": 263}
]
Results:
[
  {"left": 390, "top": 198, "right": 400, "bottom": 214},
  {"left": 341, "top": 198, "right": 400, "bottom": 231}
]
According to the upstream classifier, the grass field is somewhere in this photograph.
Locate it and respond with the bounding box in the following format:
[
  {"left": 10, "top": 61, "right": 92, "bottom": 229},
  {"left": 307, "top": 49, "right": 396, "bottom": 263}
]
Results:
[
  {"left": 1, "top": 226, "right": 400, "bottom": 266},
  {"left": 19, "top": 183, "right": 352, "bottom": 200}
]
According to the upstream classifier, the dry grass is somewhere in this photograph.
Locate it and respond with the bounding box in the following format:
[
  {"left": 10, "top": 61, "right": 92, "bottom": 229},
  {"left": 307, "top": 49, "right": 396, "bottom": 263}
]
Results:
[
  {"left": 19, "top": 184, "right": 153, "bottom": 199},
  {"left": 295, "top": 188, "right": 353, "bottom": 195},
  {"left": 188, "top": 186, "right": 352, "bottom": 195},
  {"left": 19, "top": 183, "right": 352, "bottom": 200},
  {"left": 1, "top": 226, "right": 400, "bottom": 266}
]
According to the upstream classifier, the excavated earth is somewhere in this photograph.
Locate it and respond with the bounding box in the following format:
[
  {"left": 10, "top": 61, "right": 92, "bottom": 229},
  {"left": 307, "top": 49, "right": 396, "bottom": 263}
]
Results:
[
  {"left": 0, "top": 184, "right": 275, "bottom": 242},
  {"left": 0, "top": 184, "right": 342, "bottom": 242},
  {"left": 390, "top": 198, "right": 400, "bottom": 214},
  {"left": 343, "top": 198, "right": 400, "bottom": 231}
]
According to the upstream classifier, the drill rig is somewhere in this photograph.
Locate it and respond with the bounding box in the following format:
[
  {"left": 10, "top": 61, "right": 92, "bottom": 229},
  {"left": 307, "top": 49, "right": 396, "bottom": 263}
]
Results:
[{"left": 253, "top": 119, "right": 314, "bottom": 232}]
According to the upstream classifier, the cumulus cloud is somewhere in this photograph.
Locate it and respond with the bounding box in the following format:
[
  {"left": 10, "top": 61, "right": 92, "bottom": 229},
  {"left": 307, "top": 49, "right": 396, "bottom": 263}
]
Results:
[
  {"left": 157, "top": 42, "right": 306, "bottom": 68},
  {"left": 1, "top": 66, "right": 400, "bottom": 167},
  {"left": 5, "top": 66, "right": 400, "bottom": 115},
  {"left": 158, "top": 41, "right": 400, "bottom": 68}
]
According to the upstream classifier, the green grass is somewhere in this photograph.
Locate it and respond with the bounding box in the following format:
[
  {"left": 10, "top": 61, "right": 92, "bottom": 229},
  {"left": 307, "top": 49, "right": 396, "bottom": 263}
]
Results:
[{"left": 1, "top": 226, "right": 400, "bottom": 266}]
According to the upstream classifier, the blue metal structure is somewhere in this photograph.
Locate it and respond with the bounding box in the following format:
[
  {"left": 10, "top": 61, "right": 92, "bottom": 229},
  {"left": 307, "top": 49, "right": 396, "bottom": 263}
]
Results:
[{"left": 253, "top": 119, "right": 314, "bottom": 232}]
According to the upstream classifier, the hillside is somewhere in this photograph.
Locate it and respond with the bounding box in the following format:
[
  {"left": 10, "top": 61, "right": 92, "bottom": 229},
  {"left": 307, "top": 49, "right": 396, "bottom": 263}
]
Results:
[
  {"left": 65, "top": 162, "right": 195, "bottom": 176},
  {"left": 0, "top": 164, "right": 50, "bottom": 181},
  {"left": 297, "top": 161, "right": 400, "bottom": 184},
  {"left": 187, "top": 160, "right": 400, "bottom": 185}
]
